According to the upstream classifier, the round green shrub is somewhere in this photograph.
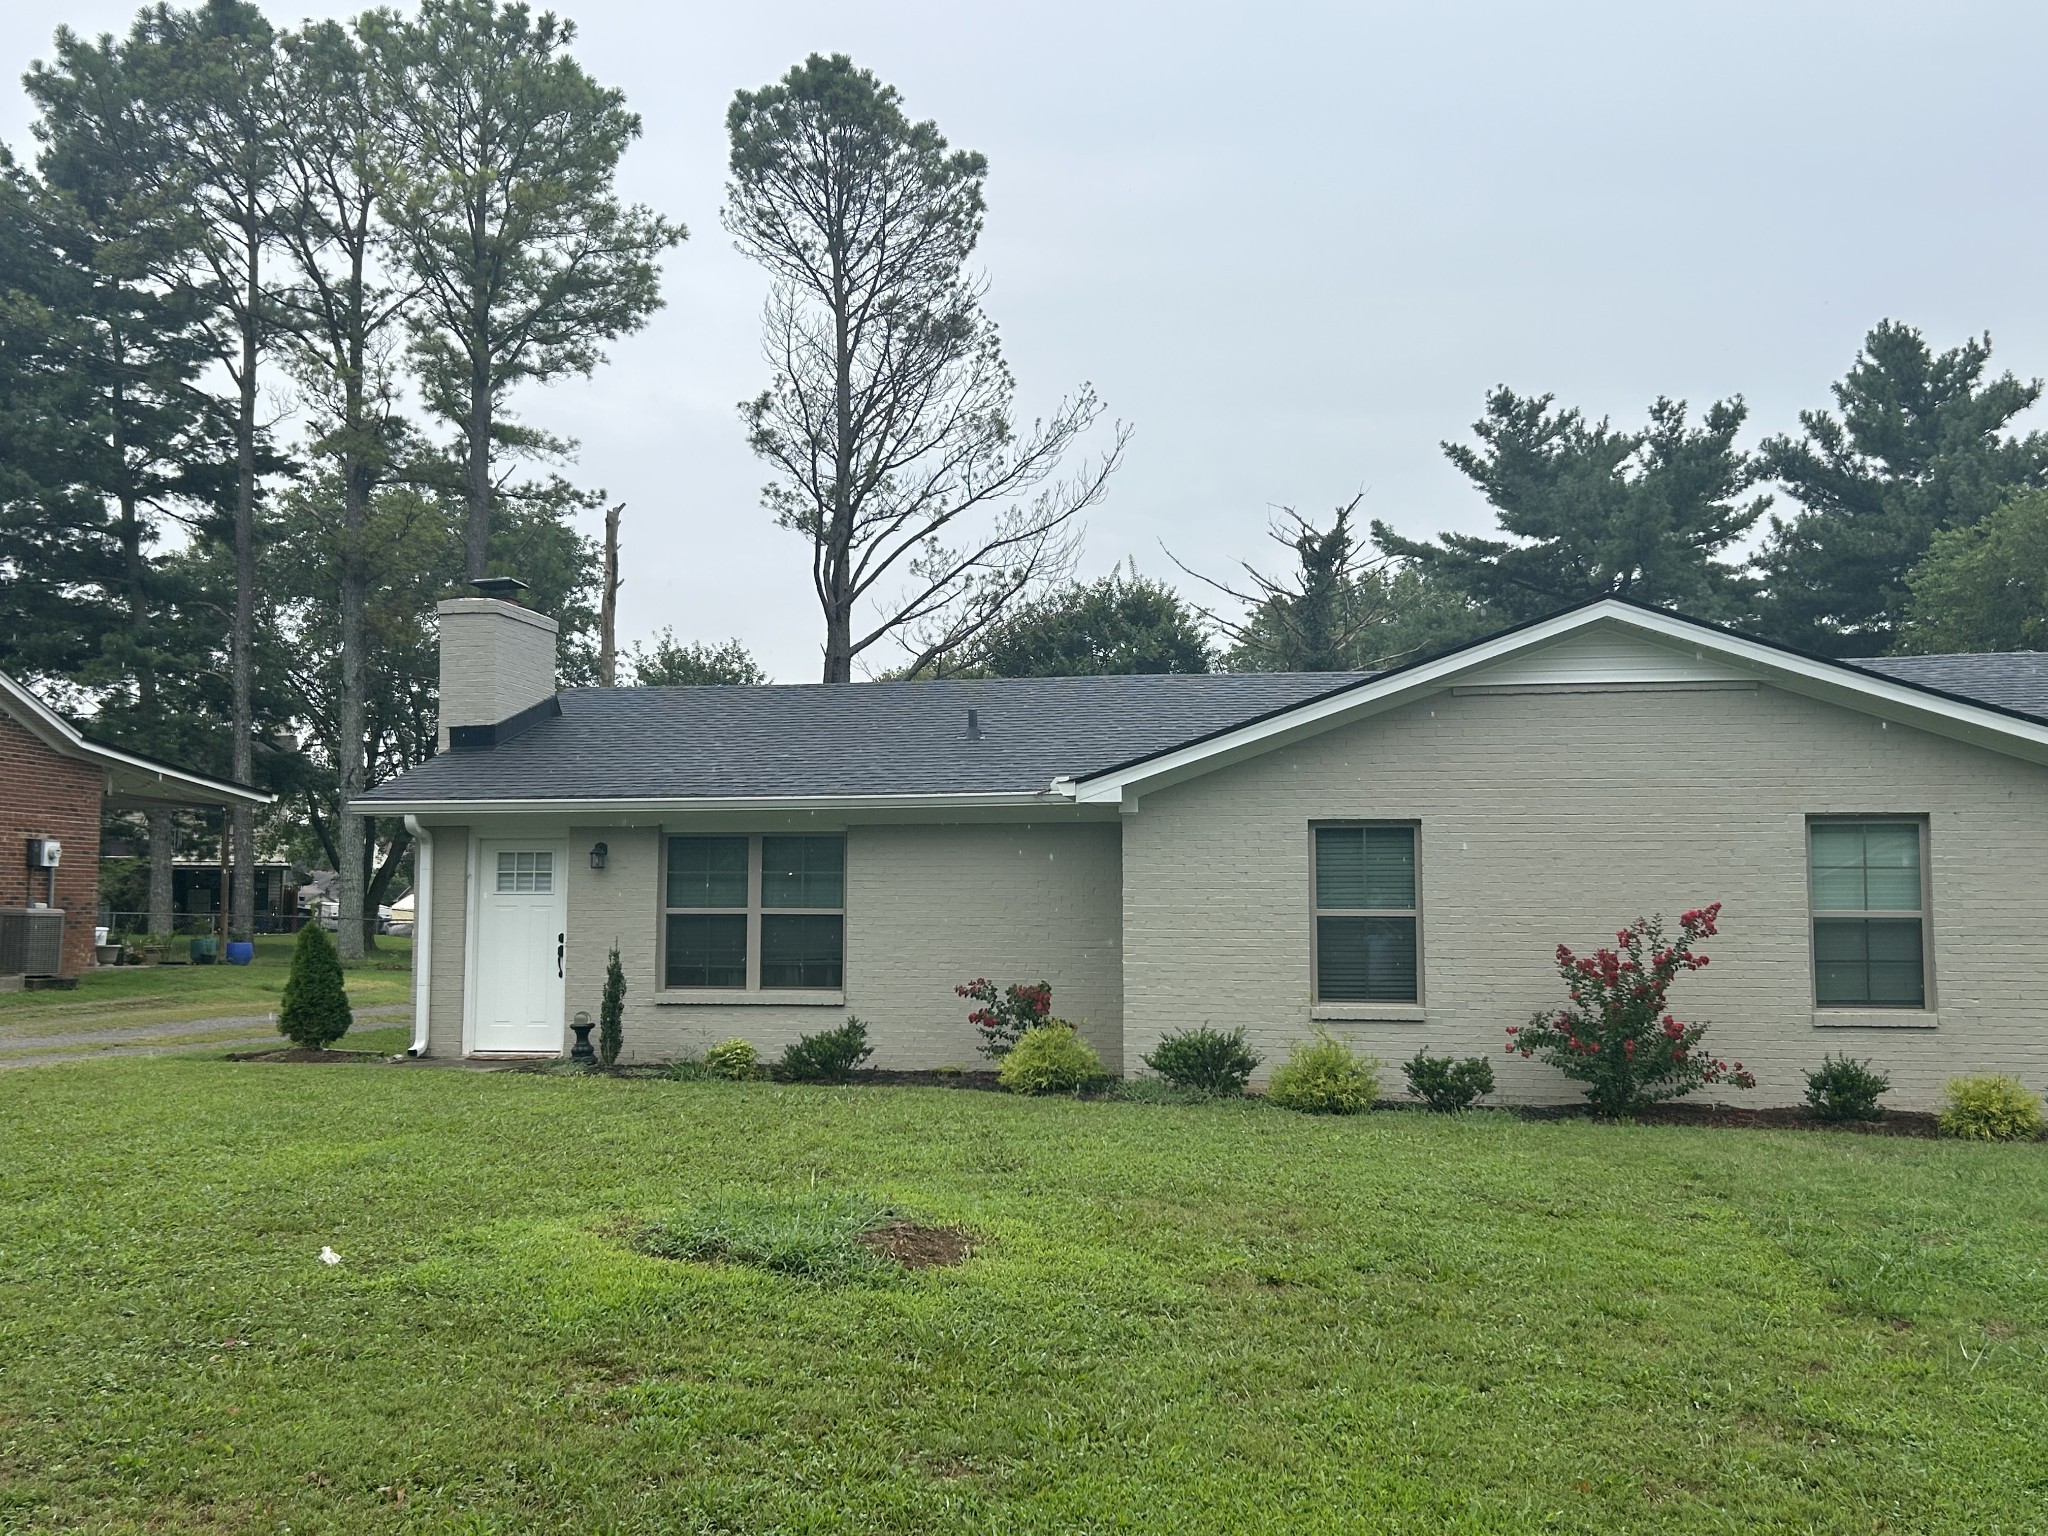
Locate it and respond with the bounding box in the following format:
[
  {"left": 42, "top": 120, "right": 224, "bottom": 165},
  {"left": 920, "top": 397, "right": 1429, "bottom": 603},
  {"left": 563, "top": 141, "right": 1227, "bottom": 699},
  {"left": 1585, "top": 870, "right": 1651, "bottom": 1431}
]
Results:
[
  {"left": 1938, "top": 1074, "right": 2044, "bottom": 1141},
  {"left": 997, "top": 1022, "right": 1105, "bottom": 1094},
  {"left": 1803, "top": 1053, "right": 1891, "bottom": 1123},
  {"left": 278, "top": 922, "right": 352, "bottom": 1050},
  {"left": 1141, "top": 1025, "right": 1261, "bottom": 1095},
  {"left": 1267, "top": 1030, "right": 1381, "bottom": 1114},
  {"left": 704, "top": 1038, "right": 760, "bottom": 1081}
]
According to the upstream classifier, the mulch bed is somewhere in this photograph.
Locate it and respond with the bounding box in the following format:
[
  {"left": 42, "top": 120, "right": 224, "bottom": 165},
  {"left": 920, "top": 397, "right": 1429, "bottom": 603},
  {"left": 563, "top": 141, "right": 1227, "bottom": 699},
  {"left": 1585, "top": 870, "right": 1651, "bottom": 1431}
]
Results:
[
  {"left": 1502, "top": 1100, "right": 1943, "bottom": 1137},
  {"left": 858, "top": 1220, "right": 975, "bottom": 1269},
  {"left": 224, "top": 1047, "right": 389, "bottom": 1064}
]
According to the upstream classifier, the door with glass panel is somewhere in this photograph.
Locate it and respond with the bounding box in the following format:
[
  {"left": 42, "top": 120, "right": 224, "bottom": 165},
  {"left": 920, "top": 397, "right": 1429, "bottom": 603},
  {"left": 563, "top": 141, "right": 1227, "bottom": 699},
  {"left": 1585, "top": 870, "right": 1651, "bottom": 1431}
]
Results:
[{"left": 473, "top": 843, "right": 568, "bottom": 1051}]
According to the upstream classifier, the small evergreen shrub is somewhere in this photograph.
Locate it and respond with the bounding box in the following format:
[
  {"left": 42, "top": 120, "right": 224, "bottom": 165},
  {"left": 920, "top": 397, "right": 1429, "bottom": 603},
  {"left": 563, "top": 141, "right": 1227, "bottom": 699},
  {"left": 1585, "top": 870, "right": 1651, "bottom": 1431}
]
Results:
[
  {"left": 1267, "top": 1031, "right": 1381, "bottom": 1114},
  {"left": 598, "top": 943, "right": 627, "bottom": 1068},
  {"left": 779, "top": 1016, "right": 875, "bottom": 1082},
  {"left": 1938, "top": 1075, "right": 2045, "bottom": 1141},
  {"left": 1803, "top": 1054, "right": 1891, "bottom": 1123},
  {"left": 1402, "top": 1052, "right": 1495, "bottom": 1112},
  {"left": 1142, "top": 1026, "right": 1260, "bottom": 1095},
  {"left": 997, "top": 1022, "right": 1105, "bottom": 1094},
  {"left": 278, "top": 922, "right": 352, "bottom": 1050},
  {"left": 703, "top": 1038, "right": 760, "bottom": 1081}
]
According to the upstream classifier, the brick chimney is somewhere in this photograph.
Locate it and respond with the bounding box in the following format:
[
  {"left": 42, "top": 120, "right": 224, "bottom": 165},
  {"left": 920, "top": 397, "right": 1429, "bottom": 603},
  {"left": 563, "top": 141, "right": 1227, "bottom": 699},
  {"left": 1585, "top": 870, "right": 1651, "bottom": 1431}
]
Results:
[{"left": 436, "top": 580, "right": 560, "bottom": 752}]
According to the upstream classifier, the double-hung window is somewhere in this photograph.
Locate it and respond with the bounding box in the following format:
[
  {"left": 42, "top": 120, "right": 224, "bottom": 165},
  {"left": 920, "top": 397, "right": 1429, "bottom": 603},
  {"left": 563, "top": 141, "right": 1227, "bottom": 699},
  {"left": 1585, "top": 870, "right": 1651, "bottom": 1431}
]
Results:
[
  {"left": 1312, "top": 824, "right": 1420, "bottom": 1003},
  {"left": 664, "top": 834, "right": 845, "bottom": 991},
  {"left": 1809, "top": 820, "right": 1928, "bottom": 1008}
]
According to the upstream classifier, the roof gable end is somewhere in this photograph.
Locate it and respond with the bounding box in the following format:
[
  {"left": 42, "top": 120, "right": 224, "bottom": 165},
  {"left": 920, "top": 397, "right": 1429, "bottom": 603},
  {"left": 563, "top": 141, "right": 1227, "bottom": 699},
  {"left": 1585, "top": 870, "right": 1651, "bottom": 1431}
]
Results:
[{"left": 1063, "top": 600, "right": 2048, "bottom": 804}]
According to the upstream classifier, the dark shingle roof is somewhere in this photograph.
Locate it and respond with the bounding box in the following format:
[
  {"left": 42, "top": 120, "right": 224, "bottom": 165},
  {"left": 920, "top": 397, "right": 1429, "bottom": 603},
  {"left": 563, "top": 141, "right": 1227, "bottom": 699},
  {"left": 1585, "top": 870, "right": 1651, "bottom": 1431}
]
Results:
[
  {"left": 360, "top": 672, "right": 1366, "bottom": 804},
  {"left": 1846, "top": 653, "right": 2048, "bottom": 723}
]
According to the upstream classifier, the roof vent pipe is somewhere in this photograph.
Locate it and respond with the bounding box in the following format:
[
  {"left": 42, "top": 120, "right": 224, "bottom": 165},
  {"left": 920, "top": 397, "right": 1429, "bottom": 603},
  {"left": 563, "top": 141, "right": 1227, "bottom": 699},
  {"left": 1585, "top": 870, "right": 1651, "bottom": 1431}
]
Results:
[{"left": 966, "top": 708, "right": 983, "bottom": 740}]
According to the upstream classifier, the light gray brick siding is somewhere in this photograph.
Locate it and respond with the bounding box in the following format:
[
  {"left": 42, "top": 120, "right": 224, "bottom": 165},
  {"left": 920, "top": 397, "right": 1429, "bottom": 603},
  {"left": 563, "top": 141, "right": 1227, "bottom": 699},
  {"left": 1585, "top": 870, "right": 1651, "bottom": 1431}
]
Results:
[
  {"left": 1124, "top": 683, "right": 2048, "bottom": 1110},
  {"left": 562, "top": 821, "right": 1124, "bottom": 1071},
  {"left": 425, "top": 823, "right": 469, "bottom": 1056}
]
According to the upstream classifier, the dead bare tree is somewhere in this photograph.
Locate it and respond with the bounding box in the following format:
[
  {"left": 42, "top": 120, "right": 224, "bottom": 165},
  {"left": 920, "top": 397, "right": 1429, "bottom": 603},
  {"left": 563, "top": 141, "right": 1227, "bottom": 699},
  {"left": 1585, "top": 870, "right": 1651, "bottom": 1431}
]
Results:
[
  {"left": 724, "top": 53, "right": 1126, "bottom": 682},
  {"left": 1167, "top": 495, "right": 1408, "bottom": 672},
  {"left": 598, "top": 502, "right": 622, "bottom": 685}
]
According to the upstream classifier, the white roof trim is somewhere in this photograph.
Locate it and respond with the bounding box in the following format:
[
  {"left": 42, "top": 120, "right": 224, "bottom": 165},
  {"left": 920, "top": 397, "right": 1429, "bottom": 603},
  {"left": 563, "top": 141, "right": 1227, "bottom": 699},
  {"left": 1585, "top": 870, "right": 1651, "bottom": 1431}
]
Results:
[
  {"left": 353, "top": 789, "right": 1093, "bottom": 818},
  {"left": 0, "top": 671, "right": 271, "bottom": 808},
  {"left": 1069, "top": 600, "right": 2048, "bottom": 804}
]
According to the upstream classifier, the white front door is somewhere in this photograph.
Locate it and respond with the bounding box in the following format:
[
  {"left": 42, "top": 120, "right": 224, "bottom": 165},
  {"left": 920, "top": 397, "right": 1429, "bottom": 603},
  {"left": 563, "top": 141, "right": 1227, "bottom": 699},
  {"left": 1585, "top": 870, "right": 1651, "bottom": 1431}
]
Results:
[{"left": 473, "top": 843, "right": 567, "bottom": 1053}]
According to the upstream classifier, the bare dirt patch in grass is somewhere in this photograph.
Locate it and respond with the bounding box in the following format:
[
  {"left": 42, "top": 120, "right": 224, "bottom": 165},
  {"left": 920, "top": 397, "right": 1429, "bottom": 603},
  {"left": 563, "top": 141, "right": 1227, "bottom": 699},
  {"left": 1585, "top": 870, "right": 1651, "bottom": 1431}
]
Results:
[{"left": 856, "top": 1219, "right": 974, "bottom": 1269}]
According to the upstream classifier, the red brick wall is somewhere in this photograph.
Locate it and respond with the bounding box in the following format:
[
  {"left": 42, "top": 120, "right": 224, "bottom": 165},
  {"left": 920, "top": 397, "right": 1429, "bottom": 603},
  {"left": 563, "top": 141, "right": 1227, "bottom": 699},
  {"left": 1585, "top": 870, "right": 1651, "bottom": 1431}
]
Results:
[{"left": 0, "top": 712, "right": 105, "bottom": 976}]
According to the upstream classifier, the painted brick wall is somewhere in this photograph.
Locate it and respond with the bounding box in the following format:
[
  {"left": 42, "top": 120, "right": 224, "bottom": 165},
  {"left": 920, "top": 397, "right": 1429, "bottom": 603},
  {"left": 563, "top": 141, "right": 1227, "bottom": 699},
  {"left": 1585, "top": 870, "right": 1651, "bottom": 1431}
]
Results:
[
  {"left": 0, "top": 712, "right": 104, "bottom": 976},
  {"left": 424, "top": 825, "right": 469, "bottom": 1055},
  {"left": 1123, "top": 682, "right": 2048, "bottom": 1111},
  {"left": 562, "top": 820, "right": 1125, "bottom": 1070}
]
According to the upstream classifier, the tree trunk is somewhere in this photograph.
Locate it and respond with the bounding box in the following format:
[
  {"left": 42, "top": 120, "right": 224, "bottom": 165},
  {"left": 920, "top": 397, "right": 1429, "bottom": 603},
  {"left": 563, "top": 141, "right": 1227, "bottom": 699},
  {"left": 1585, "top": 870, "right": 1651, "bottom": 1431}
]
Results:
[
  {"left": 229, "top": 216, "right": 260, "bottom": 937},
  {"left": 357, "top": 813, "right": 380, "bottom": 954},
  {"left": 336, "top": 556, "right": 367, "bottom": 960},
  {"left": 598, "top": 502, "right": 621, "bottom": 685},
  {"left": 464, "top": 327, "right": 491, "bottom": 581},
  {"left": 821, "top": 258, "right": 856, "bottom": 683},
  {"left": 147, "top": 809, "right": 177, "bottom": 935}
]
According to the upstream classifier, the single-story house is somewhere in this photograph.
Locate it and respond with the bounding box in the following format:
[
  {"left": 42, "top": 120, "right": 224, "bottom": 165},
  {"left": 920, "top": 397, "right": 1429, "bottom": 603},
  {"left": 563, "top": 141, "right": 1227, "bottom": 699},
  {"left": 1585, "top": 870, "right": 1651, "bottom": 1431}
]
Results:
[
  {"left": 0, "top": 670, "right": 271, "bottom": 975},
  {"left": 359, "top": 590, "right": 2048, "bottom": 1109}
]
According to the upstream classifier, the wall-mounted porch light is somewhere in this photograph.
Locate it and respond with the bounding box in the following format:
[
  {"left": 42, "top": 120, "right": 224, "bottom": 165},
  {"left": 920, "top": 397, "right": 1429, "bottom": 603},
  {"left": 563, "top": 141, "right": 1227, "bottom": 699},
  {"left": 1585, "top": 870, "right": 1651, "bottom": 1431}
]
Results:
[{"left": 589, "top": 841, "right": 609, "bottom": 871}]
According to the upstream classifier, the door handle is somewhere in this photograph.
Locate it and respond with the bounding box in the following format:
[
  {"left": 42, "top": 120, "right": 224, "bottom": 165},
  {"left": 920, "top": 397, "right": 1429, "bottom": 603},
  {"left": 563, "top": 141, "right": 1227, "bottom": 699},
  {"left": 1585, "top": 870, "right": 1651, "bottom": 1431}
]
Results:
[{"left": 557, "top": 932, "right": 565, "bottom": 979}]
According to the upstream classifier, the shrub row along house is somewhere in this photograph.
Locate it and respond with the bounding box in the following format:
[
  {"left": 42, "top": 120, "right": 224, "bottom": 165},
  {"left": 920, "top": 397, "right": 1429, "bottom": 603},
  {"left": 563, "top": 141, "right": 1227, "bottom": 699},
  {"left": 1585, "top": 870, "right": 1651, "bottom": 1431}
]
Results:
[{"left": 360, "top": 586, "right": 2048, "bottom": 1109}]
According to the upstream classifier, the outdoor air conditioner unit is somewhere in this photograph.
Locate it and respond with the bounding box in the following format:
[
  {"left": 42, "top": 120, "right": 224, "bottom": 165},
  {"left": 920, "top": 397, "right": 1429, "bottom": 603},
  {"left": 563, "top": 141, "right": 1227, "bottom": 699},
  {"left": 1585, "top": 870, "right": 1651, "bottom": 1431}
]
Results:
[{"left": 0, "top": 908, "right": 65, "bottom": 977}]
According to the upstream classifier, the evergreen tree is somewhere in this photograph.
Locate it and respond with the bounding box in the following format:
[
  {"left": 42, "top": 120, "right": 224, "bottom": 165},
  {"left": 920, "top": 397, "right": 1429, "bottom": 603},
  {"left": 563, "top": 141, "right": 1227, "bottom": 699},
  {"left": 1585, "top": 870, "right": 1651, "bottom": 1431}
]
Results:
[
  {"left": 1896, "top": 489, "right": 2048, "bottom": 655},
  {"left": 1752, "top": 321, "right": 2048, "bottom": 655},
  {"left": 964, "top": 571, "right": 1212, "bottom": 678},
  {"left": 361, "top": 0, "right": 682, "bottom": 581},
  {"left": 598, "top": 942, "right": 625, "bottom": 1069},
  {"left": 279, "top": 920, "right": 352, "bottom": 1049},
  {"left": 1374, "top": 389, "right": 1764, "bottom": 623}
]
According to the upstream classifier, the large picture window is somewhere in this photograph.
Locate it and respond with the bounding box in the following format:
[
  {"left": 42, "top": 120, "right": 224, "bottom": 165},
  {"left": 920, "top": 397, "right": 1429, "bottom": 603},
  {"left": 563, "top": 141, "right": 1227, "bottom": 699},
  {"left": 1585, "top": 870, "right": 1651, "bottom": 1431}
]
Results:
[
  {"left": 664, "top": 834, "right": 845, "bottom": 991},
  {"left": 1313, "top": 824, "right": 1419, "bottom": 1004},
  {"left": 1809, "top": 820, "right": 1928, "bottom": 1008}
]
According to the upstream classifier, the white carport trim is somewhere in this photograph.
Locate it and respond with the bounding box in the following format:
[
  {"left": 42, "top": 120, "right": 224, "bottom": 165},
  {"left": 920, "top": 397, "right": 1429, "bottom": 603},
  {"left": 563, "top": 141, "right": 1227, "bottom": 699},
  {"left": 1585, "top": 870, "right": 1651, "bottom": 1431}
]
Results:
[
  {"left": 0, "top": 670, "right": 271, "bottom": 808},
  {"left": 1063, "top": 599, "right": 2048, "bottom": 805}
]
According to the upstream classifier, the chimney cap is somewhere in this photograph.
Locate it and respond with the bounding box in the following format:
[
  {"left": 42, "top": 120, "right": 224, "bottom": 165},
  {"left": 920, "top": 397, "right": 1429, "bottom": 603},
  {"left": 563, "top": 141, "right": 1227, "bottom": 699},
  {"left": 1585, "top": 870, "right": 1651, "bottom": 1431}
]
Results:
[{"left": 469, "top": 576, "right": 529, "bottom": 601}]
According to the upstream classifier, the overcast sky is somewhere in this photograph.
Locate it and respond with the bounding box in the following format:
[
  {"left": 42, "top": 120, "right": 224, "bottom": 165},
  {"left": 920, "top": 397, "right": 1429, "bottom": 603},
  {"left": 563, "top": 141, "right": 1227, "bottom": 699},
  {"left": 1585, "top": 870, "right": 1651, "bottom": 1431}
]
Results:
[{"left": 6, "top": 1, "right": 2046, "bottom": 681}]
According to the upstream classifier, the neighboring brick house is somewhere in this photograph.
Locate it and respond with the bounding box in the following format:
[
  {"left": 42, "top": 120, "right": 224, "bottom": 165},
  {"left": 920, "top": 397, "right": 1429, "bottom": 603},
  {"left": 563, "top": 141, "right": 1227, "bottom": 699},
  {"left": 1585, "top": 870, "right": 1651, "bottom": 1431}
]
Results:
[
  {"left": 361, "top": 591, "right": 2048, "bottom": 1109},
  {"left": 0, "top": 673, "right": 269, "bottom": 977}
]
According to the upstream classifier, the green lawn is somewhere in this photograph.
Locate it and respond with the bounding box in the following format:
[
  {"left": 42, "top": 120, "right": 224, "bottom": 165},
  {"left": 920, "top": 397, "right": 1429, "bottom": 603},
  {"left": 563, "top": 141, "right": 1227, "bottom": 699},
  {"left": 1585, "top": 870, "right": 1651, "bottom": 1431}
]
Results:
[
  {"left": 2, "top": 1064, "right": 2045, "bottom": 1533},
  {"left": 0, "top": 935, "right": 411, "bottom": 1037}
]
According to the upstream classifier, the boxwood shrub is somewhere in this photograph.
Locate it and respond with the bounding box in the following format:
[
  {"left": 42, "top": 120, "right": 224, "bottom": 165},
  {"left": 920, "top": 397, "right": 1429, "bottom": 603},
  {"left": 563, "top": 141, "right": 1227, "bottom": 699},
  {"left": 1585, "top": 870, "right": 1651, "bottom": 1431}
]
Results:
[{"left": 1141, "top": 1026, "right": 1261, "bottom": 1095}]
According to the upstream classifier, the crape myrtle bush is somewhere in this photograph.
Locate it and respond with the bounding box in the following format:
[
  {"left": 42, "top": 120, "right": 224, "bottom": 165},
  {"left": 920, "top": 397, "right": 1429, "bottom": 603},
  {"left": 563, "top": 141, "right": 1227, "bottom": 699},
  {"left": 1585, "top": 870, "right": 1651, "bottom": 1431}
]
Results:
[
  {"left": 1266, "top": 1031, "right": 1381, "bottom": 1114},
  {"left": 1402, "top": 1052, "right": 1495, "bottom": 1113},
  {"left": 1142, "top": 1026, "right": 1261, "bottom": 1095},
  {"left": 1803, "top": 1054, "right": 1891, "bottom": 1123},
  {"left": 1510, "top": 903, "right": 1756, "bottom": 1118},
  {"left": 778, "top": 1016, "right": 875, "bottom": 1082},
  {"left": 1939, "top": 1074, "right": 2045, "bottom": 1142},
  {"left": 956, "top": 977, "right": 1052, "bottom": 1058},
  {"left": 997, "top": 1022, "right": 1105, "bottom": 1094}
]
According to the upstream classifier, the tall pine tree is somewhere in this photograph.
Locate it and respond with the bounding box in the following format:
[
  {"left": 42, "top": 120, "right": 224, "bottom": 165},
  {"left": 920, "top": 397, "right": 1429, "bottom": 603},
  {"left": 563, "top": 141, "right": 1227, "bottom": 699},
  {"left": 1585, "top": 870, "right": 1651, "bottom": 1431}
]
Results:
[{"left": 1751, "top": 321, "right": 2048, "bottom": 655}]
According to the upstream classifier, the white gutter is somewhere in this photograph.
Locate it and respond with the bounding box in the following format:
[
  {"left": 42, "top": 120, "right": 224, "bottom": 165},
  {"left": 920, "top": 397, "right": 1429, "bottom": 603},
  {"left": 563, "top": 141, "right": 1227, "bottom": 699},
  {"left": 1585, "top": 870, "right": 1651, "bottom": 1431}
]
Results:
[
  {"left": 359, "top": 789, "right": 1085, "bottom": 818},
  {"left": 404, "top": 816, "right": 431, "bottom": 1057}
]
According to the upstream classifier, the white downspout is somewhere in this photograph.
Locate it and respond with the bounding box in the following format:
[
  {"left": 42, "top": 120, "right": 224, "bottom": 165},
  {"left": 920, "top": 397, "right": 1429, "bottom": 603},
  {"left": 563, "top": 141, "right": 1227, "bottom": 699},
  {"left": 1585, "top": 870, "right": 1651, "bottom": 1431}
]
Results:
[{"left": 404, "top": 816, "right": 431, "bottom": 1057}]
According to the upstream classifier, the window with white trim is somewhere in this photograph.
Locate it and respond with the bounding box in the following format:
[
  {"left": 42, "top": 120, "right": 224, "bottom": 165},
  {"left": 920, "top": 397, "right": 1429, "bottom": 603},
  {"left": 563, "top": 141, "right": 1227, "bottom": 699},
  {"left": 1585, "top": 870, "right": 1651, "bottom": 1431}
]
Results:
[
  {"left": 1312, "top": 824, "right": 1419, "bottom": 1003},
  {"left": 663, "top": 835, "right": 844, "bottom": 991},
  {"left": 1809, "top": 819, "right": 1929, "bottom": 1008}
]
